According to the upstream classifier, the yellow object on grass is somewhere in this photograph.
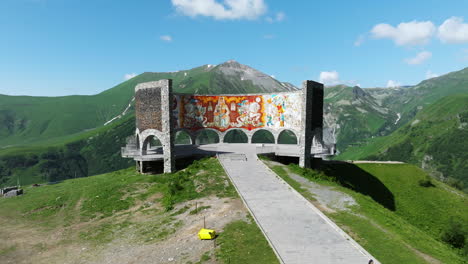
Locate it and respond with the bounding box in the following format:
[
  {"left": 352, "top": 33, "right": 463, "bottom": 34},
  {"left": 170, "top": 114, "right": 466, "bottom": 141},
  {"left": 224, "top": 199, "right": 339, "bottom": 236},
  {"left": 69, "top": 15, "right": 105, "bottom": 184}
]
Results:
[{"left": 198, "top": 228, "right": 216, "bottom": 240}]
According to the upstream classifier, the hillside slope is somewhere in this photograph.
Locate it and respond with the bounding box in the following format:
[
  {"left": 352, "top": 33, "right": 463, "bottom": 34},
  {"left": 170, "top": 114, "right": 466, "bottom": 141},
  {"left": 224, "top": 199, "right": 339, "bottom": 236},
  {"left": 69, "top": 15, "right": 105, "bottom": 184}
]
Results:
[
  {"left": 0, "top": 114, "right": 135, "bottom": 187},
  {"left": 338, "top": 94, "right": 468, "bottom": 191},
  {"left": 266, "top": 160, "right": 468, "bottom": 263},
  {"left": 2, "top": 64, "right": 468, "bottom": 189},
  {"left": 365, "top": 67, "right": 468, "bottom": 132},
  {"left": 323, "top": 85, "right": 398, "bottom": 150},
  {"left": 323, "top": 67, "right": 468, "bottom": 153},
  {"left": 0, "top": 158, "right": 278, "bottom": 264}
]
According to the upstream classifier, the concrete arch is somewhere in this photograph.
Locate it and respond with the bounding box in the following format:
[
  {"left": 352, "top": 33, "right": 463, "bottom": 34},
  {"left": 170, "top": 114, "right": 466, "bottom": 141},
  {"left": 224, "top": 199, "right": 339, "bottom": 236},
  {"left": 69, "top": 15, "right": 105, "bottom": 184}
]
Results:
[
  {"left": 277, "top": 129, "right": 299, "bottom": 145},
  {"left": 251, "top": 128, "right": 276, "bottom": 144},
  {"left": 140, "top": 129, "right": 165, "bottom": 155},
  {"left": 174, "top": 128, "right": 194, "bottom": 145},
  {"left": 135, "top": 128, "right": 141, "bottom": 150},
  {"left": 141, "top": 135, "right": 163, "bottom": 155},
  {"left": 194, "top": 128, "right": 222, "bottom": 145},
  {"left": 223, "top": 128, "right": 249, "bottom": 143}
]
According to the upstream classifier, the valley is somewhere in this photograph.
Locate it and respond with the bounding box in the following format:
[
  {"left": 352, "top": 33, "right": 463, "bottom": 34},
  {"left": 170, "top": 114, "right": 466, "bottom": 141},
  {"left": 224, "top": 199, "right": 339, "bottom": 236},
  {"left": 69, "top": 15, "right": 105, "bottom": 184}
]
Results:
[{"left": 1, "top": 61, "right": 467, "bottom": 263}]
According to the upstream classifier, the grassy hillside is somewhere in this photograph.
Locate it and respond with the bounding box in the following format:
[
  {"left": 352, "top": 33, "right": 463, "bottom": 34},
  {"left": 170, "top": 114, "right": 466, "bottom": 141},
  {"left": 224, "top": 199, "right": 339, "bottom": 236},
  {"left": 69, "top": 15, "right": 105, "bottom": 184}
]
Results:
[
  {"left": 365, "top": 67, "right": 468, "bottom": 133},
  {"left": 0, "top": 114, "right": 135, "bottom": 187},
  {"left": 323, "top": 85, "right": 397, "bottom": 150},
  {"left": 0, "top": 113, "right": 271, "bottom": 188},
  {"left": 265, "top": 159, "right": 468, "bottom": 263},
  {"left": 325, "top": 67, "right": 468, "bottom": 153},
  {"left": 0, "top": 61, "right": 302, "bottom": 187},
  {"left": 0, "top": 158, "right": 278, "bottom": 264},
  {"left": 338, "top": 94, "right": 468, "bottom": 191}
]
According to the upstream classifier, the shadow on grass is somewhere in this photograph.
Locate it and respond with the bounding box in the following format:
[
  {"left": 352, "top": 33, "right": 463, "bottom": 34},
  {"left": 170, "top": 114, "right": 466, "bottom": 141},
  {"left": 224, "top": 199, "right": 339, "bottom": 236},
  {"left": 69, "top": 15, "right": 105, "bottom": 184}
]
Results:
[
  {"left": 142, "top": 154, "right": 217, "bottom": 174},
  {"left": 266, "top": 155, "right": 395, "bottom": 211},
  {"left": 320, "top": 160, "right": 395, "bottom": 211}
]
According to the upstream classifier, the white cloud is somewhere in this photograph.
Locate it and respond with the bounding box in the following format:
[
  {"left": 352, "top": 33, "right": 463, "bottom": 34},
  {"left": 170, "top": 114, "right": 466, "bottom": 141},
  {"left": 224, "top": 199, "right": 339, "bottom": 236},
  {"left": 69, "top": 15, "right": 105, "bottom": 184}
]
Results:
[
  {"left": 318, "top": 71, "right": 361, "bottom": 87},
  {"left": 266, "top": 11, "right": 285, "bottom": 23},
  {"left": 275, "top": 11, "right": 285, "bottom": 21},
  {"left": 386, "top": 80, "right": 401, "bottom": 88},
  {"left": 354, "top": 34, "right": 365, "bottom": 47},
  {"left": 438, "top": 17, "right": 468, "bottom": 43},
  {"left": 124, "top": 73, "right": 137, "bottom": 80},
  {"left": 160, "top": 35, "right": 173, "bottom": 42},
  {"left": 371, "top": 20, "right": 435, "bottom": 46},
  {"left": 404, "top": 51, "right": 432, "bottom": 65},
  {"left": 425, "top": 70, "right": 439, "bottom": 79},
  {"left": 319, "top": 71, "right": 340, "bottom": 86},
  {"left": 171, "top": 0, "right": 267, "bottom": 20}
]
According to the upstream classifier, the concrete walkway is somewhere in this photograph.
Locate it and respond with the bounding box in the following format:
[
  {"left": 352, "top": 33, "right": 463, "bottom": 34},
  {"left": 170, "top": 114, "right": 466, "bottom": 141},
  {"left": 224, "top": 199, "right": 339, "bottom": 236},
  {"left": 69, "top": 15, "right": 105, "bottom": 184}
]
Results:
[{"left": 217, "top": 144, "right": 379, "bottom": 264}]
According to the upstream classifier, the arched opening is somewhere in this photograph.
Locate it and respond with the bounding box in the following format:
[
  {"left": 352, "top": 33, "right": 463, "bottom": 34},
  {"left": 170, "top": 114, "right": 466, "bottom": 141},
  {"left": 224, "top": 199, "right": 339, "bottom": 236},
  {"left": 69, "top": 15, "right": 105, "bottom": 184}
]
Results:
[
  {"left": 175, "top": 130, "right": 192, "bottom": 145},
  {"left": 136, "top": 134, "right": 140, "bottom": 149},
  {"left": 224, "top": 129, "right": 248, "bottom": 143},
  {"left": 251, "top": 129, "right": 275, "bottom": 144},
  {"left": 195, "top": 130, "right": 220, "bottom": 145},
  {"left": 277, "top": 130, "right": 298, "bottom": 144},
  {"left": 142, "top": 135, "right": 163, "bottom": 155}
]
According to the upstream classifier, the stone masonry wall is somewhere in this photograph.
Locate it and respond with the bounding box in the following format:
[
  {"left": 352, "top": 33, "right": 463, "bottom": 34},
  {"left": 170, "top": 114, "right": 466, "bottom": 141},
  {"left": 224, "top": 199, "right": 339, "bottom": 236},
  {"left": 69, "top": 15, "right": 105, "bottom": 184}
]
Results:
[
  {"left": 299, "top": 80, "right": 324, "bottom": 168},
  {"left": 136, "top": 87, "right": 162, "bottom": 131}
]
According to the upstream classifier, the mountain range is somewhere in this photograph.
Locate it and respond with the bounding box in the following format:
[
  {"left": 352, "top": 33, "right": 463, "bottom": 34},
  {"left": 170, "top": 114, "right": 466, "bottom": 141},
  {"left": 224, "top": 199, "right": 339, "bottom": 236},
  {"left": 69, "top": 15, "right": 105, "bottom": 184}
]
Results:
[
  {"left": 0, "top": 60, "right": 296, "bottom": 147},
  {"left": 1, "top": 61, "right": 467, "bottom": 191}
]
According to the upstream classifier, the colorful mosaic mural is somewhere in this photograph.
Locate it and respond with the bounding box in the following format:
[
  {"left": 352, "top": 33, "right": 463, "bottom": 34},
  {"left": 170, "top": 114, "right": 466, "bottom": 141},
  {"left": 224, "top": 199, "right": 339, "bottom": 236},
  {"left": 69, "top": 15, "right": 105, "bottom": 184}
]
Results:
[{"left": 173, "top": 93, "right": 302, "bottom": 132}]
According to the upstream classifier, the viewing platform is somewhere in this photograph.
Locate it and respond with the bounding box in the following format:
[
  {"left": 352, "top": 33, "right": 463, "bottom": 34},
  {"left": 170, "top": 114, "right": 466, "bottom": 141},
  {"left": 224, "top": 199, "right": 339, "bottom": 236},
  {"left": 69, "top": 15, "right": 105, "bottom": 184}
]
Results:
[{"left": 121, "top": 142, "right": 334, "bottom": 162}]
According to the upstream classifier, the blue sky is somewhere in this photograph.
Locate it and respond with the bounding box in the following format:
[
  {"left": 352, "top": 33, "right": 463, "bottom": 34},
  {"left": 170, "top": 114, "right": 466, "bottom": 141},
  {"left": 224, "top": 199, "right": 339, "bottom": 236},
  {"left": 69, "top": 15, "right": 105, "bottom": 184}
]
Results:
[{"left": 1, "top": 0, "right": 468, "bottom": 96}]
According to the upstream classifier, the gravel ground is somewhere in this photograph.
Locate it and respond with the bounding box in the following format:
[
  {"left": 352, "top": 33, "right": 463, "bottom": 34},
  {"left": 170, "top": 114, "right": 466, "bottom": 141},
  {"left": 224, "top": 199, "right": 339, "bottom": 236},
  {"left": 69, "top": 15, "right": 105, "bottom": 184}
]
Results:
[
  {"left": 286, "top": 168, "right": 357, "bottom": 212},
  {"left": 1, "top": 196, "right": 247, "bottom": 264}
]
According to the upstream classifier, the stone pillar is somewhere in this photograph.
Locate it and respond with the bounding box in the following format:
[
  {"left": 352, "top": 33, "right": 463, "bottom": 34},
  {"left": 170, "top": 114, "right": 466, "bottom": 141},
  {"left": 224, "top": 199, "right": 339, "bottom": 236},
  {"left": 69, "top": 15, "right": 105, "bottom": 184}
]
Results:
[
  {"left": 299, "top": 80, "right": 324, "bottom": 168},
  {"left": 160, "top": 79, "right": 175, "bottom": 173},
  {"left": 311, "top": 81, "right": 324, "bottom": 147},
  {"left": 247, "top": 132, "right": 252, "bottom": 144},
  {"left": 135, "top": 79, "right": 175, "bottom": 174}
]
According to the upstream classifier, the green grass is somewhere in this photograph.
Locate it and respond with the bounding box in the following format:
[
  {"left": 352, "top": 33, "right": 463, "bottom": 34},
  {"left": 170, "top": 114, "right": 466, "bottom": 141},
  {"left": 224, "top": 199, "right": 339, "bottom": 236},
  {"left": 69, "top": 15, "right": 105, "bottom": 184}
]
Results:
[
  {"left": 266, "top": 160, "right": 468, "bottom": 264},
  {"left": 143, "top": 158, "right": 238, "bottom": 211},
  {"left": 0, "top": 157, "right": 280, "bottom": 263},
  {"left": 0, "top": 158, "right": 234, "bottom": 227},
  {"left": 0, "top": 114, "right": 136, "bottom": 187},
  {"left": 216, "top": 216, "right": 280, "bottom": 264}
]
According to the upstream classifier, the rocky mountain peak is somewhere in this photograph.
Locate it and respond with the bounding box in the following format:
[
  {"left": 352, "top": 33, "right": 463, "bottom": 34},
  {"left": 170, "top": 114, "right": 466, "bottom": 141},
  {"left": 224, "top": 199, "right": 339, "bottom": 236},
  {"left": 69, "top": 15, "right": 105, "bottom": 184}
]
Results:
[
  {"left": 212, "top": 60, "right": 298, "bottom": 92},
  {"left": 217, "top": 60, "right": 252, "bottom": 71},
  {"left": 352, "top": 86, "right": 369, "bottom": 99}
]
